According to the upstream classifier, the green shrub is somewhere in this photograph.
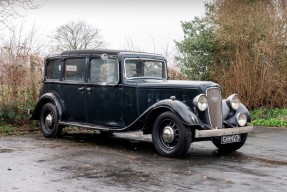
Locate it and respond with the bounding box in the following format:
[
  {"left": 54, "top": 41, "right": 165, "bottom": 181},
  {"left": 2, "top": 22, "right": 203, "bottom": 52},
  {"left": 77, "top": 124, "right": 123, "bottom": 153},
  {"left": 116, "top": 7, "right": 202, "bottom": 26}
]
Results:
[{"left": 0, "top": 101, "right": 35, "bottom": 126}]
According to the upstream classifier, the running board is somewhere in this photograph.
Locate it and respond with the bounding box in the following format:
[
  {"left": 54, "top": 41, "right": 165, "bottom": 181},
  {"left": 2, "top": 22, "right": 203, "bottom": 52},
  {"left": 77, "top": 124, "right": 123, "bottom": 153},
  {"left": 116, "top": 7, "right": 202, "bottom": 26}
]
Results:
[{"left": 59, "top": 121, "right": 122, "bottom": 132}]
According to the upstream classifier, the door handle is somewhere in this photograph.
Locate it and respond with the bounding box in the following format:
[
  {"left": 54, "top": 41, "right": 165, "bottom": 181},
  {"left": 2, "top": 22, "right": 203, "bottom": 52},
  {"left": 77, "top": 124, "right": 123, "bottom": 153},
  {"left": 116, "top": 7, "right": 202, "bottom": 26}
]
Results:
[
  {"left": 78, "top": 87, "right": 84, "bottom": 91},
  {"left": 86, "top": 87, "right": 92, "bottom": 91}
]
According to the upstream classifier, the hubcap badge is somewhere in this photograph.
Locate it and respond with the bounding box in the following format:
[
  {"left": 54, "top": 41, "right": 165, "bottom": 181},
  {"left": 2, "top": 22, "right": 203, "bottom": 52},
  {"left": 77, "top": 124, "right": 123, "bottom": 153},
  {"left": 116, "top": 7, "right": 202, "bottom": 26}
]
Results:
[
  {"left": 162, "top": 126, "right": 175, "bottom": 143},
  {"left": 45, "top": 114, "right": 53, "bottom": 127}
]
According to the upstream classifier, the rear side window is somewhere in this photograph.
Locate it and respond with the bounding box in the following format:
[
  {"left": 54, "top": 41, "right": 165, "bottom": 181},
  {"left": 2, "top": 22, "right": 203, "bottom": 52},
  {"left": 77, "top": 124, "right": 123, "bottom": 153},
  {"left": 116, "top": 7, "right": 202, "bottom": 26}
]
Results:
[
  {"left": 64, "top": 58, "right": 85, "bottom": 81},
  {"left": 47, "top": 59, "right": 62, "bottom": 79}
]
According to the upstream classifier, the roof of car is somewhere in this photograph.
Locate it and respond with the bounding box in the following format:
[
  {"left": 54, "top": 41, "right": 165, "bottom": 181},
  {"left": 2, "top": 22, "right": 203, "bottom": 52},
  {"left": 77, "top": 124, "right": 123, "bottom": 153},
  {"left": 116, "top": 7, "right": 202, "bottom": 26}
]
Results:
[
  {"left": 46, "top": 49, "right": 163, "bottom": 58},
  {"left": 61, "top": 49, "right": 124, "bottom": 56}
]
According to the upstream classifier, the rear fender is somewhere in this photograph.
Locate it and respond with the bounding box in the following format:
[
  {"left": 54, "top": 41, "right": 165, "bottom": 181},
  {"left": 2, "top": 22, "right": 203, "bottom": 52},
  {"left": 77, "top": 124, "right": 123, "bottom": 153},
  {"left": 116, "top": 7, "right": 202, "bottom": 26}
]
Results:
[{"left": 31, "top": 92, "right": 64, "bottom": 120}]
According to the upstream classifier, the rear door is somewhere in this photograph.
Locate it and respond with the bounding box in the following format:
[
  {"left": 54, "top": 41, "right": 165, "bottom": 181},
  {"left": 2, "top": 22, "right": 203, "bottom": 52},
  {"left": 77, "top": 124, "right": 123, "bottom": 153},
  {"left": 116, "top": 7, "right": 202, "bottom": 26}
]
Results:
[{"left": 61, "top": 58, "right": 87, "bottom": 122}]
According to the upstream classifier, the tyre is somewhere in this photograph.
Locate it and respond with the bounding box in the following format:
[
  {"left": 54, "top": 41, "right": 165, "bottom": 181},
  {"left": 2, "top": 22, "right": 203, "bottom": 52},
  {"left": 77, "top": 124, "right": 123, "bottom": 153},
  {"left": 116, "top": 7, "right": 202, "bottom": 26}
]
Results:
[
  {"left": 40, "top": 103, "right": 63, "bottom": 138},
  {"left": 212, "top": 133, "right": 248, "bottom": 153},
  {"left": 152, "top": 111, "right": 192, "bottom": 157}
]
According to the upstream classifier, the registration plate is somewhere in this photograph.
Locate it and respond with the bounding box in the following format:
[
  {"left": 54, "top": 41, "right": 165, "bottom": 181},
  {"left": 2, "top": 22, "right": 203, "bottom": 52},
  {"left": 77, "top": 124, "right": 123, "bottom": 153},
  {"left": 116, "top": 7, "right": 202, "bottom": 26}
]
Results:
[{"left": 221, "top": 134, "right": 241, "bottom": 144}]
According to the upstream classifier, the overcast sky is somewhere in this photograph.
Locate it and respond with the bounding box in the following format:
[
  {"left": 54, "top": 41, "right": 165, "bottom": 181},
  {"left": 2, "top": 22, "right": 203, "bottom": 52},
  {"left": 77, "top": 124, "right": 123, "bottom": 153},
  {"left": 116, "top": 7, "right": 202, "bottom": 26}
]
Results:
[{"left": 21, "top": 0, "right": 208, "bottom": 54}]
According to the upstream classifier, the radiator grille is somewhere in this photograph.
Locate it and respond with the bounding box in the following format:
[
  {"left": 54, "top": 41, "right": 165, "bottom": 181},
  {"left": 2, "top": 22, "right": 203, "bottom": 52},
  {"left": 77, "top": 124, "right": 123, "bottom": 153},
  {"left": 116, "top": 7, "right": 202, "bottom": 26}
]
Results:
[{"left": 206, "top": 88, "right": 222, "bottom": 129}]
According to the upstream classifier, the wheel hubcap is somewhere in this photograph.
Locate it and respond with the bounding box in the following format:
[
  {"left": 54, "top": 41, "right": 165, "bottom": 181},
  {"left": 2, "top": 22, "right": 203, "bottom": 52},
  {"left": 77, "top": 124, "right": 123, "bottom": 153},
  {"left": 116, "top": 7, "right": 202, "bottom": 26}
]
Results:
[
  {"left": 162, "top": 126, "right": 175, "bottom": 143},
  {"left": 45, "top": 114, "right": 53, "bottom": 128}
]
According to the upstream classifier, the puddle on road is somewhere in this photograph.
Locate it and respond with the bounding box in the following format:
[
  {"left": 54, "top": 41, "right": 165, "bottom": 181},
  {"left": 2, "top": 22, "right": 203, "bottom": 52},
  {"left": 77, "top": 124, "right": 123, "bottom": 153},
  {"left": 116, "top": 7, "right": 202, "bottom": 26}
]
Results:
[
  {"left": 0, "top": 148, "right": 14, "bottom": 153},
  {"left": 254, "top": 157, "right": 287, "bottom": 166},
  {"left": 222, "top": 152, "right": 287, "bottom": 166},
  {"left": 60, "top": 164, "right": 159, "bottom": 188}
]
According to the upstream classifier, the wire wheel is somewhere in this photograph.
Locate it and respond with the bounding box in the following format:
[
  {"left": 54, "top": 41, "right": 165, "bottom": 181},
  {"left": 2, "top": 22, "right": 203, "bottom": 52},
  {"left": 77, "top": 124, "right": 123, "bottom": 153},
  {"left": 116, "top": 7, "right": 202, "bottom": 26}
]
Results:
[
  {"left": 158, "top": 119, "right": 180, "bottom": 150},
  {"left": 152, "top": 111, "right": 192, "bottom": 157}
]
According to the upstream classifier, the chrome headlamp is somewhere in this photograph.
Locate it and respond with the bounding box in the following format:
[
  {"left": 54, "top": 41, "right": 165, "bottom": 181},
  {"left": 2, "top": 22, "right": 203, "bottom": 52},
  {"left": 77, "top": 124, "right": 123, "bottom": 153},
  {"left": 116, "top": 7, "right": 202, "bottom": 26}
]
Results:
[
  {"left": 236, "top": 113, "right": 247, "bottom": 127},
  {"left": 193, "top": 94, "right": 208, "bottom": 111},
  {"left": 226, "top": 94, "right": 241, "bottom": 110}
]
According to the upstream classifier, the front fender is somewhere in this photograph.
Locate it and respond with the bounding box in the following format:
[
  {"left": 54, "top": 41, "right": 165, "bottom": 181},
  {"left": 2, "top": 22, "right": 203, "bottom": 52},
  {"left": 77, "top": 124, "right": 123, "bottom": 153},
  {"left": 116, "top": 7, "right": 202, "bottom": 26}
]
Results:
[
  {"left": 146, "top": 99, "right": 202, "bottom": 127},
  {"left": 123, "top": 99, "right": 203, "bottom": 133},
  {"left": 31, "top": 92, "right": 64, "bottom": 120}
]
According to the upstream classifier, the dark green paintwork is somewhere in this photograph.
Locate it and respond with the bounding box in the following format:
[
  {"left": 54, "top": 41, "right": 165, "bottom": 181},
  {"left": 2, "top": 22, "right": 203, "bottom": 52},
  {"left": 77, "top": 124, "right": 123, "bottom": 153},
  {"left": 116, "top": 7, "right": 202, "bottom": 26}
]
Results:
[{"left": 32, "top": 49, "right": 224, "bottom": 131}]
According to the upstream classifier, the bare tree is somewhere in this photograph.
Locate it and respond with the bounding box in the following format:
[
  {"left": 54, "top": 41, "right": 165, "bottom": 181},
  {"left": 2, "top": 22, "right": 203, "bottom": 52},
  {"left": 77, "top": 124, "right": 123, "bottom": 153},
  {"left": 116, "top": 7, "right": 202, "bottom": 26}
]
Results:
[
  {"left": 51, "top": 20, "right": 105, "bottom": 51},
  {"left": 123, "top": 35, "right": 144, "bottom": 52},
  {"left": 0, "top": 0, "right": 40, "bottom": 27}
]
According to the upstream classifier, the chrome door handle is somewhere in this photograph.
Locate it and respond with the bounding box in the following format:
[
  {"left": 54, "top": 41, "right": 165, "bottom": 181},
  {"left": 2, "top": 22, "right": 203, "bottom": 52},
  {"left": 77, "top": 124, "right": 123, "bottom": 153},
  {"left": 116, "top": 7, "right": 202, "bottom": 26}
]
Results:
[
  {"left": 78, "top": 87, "right": 84, "bottom": 90},
  {"left": 86, "top": 87, "right": 92, "bottom": 91}
]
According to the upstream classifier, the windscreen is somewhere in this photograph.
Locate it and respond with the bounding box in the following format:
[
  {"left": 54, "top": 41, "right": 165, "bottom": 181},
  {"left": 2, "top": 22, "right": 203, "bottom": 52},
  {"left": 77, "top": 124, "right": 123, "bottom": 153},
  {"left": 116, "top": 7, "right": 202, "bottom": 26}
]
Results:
[{"left": 125, "top": 59, "right": 167, "bottom": 79}]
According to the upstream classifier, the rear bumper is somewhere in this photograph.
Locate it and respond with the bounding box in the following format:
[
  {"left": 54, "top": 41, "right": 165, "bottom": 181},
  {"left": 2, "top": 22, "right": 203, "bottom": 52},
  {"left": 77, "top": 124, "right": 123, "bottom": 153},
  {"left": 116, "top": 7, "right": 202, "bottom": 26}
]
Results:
[
  {"left": 195, "top": 126, "right": 253, "bottom": 138},
  {"left": 28, "top": 109, "right": 34, "bottom": 115}
]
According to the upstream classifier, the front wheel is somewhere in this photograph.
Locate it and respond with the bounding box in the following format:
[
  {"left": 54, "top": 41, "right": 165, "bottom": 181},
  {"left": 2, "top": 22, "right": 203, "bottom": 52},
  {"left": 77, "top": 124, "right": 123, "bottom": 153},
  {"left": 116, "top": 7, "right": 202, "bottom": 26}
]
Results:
[
  {"left": 212, "top": 133, "right": 248, "bottom": 153},
  {"left": 152, "top": 111, "right": 192, "bottom": 157},
  {"left": 40, "top": 103, "right": 63, "bottom": 138}
]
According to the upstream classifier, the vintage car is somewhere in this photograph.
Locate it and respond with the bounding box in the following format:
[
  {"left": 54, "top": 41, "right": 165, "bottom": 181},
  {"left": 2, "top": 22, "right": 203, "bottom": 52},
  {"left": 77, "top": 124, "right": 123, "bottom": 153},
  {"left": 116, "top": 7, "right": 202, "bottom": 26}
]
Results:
[{"left": 31, "top": 49, "right": 253, "bottom": 157}]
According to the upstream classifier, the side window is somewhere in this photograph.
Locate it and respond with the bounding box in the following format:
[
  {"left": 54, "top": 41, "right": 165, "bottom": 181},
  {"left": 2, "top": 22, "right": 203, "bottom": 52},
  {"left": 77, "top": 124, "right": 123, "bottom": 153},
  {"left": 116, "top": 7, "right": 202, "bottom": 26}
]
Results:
[
  {"left": 89, "top": 58, "right": 118, "bottom": 84},
  {"left": 64, "top": 58, "right": 85, "bottom": 81},
  {"left": 47, "top": 59, "right": 62, "bottom": 79}
]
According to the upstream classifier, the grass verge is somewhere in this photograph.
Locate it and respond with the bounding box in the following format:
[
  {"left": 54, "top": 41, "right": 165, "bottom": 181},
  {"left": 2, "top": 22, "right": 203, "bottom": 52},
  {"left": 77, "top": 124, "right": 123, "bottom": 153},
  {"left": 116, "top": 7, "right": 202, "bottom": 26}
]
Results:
[
  {"left": 0, "top": 125, "right": 16, "bottom": 135},
  {"left": 0, "top": 124, "right": 39, "bottom": 136},
  {"left": 251, "top": 108, "right": 287, "bottom": 127}
]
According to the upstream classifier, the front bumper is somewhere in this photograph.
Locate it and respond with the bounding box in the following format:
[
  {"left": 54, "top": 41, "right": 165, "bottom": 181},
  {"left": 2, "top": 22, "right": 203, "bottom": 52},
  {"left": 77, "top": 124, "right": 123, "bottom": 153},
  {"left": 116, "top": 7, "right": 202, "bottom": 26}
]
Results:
[{"left": 195, "top": 126, "right": 253, "bottom": 138}]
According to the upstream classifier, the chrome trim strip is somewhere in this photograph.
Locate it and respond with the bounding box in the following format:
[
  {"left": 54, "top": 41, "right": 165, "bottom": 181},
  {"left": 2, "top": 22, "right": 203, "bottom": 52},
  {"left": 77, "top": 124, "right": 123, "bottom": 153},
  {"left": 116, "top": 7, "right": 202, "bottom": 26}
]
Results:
[{"left": 195, "top": 126, "right": 253, "bottom": 138}]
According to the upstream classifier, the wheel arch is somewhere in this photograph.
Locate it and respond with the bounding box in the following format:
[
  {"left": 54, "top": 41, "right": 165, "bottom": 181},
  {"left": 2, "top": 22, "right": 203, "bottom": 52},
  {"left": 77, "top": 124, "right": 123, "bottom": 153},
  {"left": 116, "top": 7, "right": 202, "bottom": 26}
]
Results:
[
  {"left": 31, "top": 92, "right": 64, "bottom": 120},
  {"left": 142, "top": 99, "right": 202, "bottom": 134}
]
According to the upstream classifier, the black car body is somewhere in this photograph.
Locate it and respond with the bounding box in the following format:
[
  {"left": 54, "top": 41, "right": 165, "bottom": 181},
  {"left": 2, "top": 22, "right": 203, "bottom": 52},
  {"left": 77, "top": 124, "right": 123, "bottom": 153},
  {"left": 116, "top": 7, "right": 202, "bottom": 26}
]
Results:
[{"left": 31, "top": 49, "right": 253, "bottom": 157}]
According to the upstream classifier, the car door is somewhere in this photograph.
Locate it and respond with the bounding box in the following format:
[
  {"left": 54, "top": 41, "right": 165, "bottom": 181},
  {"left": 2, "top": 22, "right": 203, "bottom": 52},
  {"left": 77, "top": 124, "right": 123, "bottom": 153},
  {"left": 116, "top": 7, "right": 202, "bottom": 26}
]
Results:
[
  {"left": 85, "top": 57, "right": 124, "bottom": 127},
  {"left": 60, "top": 58, "right": 86, "bottom": 122}
]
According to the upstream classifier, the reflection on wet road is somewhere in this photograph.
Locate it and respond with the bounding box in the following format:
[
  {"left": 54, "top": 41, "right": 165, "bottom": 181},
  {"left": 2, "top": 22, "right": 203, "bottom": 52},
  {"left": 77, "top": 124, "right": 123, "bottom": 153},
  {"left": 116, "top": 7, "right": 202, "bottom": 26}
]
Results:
[{"left": 0, "top": 127, "right": 286, "bottom": 191}]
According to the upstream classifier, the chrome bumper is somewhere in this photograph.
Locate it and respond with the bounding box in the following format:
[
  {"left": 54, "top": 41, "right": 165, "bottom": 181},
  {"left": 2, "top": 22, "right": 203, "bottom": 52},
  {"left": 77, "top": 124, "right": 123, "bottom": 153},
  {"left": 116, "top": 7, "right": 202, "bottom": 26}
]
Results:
[
  {"left": 28, "top": 109, "right": 34, "bottom": 115},
  {"left": 195, "top": 126, "right": 253, "bottom": 138}
]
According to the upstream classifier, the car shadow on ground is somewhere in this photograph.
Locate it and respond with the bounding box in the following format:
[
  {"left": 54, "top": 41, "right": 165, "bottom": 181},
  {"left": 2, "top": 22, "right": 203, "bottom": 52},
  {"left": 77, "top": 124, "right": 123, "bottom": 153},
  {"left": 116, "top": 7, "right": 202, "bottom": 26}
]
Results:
[
  {"left": 58, "top": 130, "right": 254, "bottom": 163},
  {"left": 61, "top": 131, "right": 157, "bottom": 155}
]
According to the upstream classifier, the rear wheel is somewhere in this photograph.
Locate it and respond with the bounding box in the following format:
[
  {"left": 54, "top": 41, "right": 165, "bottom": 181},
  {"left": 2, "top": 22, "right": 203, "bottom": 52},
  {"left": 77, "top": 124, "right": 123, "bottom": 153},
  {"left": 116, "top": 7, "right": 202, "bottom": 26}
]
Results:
[
  {"left": 212, "top": 133, "right": 248, "bottom": 153},
  {"left": 40, "top": 103, "right": 63, "bottom": 138},
  {"left": 152, "top": 111, "right": 192, "bottom": 157}
]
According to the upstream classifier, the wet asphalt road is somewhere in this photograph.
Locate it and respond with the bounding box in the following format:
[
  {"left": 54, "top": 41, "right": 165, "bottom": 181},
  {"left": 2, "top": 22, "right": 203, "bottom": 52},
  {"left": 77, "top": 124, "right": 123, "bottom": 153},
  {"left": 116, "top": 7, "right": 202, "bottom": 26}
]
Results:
[{"left": 0, "top": 126, "right": 287, "bottom": 192}]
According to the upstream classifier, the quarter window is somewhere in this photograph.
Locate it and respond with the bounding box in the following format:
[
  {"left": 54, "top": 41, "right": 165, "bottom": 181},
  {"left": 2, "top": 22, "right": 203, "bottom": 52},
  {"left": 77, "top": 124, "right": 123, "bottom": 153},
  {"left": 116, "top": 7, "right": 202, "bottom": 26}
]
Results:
[
  {"left": 64, "top": 58, "right": 85, "bottom": 81},
  {"left": 47, "top": 59, "right": 62, "bottom": 79}
]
